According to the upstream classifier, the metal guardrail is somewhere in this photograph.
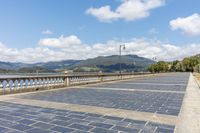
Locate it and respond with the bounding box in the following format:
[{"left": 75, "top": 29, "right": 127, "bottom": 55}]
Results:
[{"left": 0, "top": 72, "right": 152, "bottom": 95}]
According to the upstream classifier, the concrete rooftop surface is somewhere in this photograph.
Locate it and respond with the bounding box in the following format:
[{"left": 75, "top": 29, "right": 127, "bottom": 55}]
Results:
[{"left": 0, "top": 73, "right": 199, "bottom": 133}]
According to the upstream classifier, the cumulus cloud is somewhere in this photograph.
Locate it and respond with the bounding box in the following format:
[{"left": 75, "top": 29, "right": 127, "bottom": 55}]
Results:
[
  {"left": 1, "top": 36, "right": 200, "bottom": 63},
  {"left": 86, "top": 6, "right": 119, "bottom": 22},
  {"left": 0, "top": 42, "right": 66, "bottom": 63},
  {"left": 42, "top": 30, "right": 53, "bottom": 35},
  {"left": 170, "top": 13, "right": 200, "bottom": 36},
  {"left": 39, "top": 35, "right": 82, "bottom": 48},
  {"left": 86, "top": 0, "right": 165, "bottom": 22}
]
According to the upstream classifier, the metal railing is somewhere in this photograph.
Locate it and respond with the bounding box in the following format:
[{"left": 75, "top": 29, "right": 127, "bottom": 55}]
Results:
[{"left": 0, "top": 72, "right": 153, "bottom": 95}]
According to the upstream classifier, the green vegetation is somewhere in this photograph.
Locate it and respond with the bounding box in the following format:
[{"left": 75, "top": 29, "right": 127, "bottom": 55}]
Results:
[
  {"left": 0, "top": 55, "right": 155, "bottom": 73},
  {"left": 148, "top": 61, "right": 169, "bottom": 73},
  {"left": 1, "top": 54, "right": 200, "bottom": 73},
  {"left": 148, "top": 56, "right": 200, "bottom": 73},
  {"left": 70, "top": 55, "right": 154, "bottom": 72}
]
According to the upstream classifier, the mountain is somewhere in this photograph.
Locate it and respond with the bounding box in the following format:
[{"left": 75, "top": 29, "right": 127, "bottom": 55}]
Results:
[
  {"left": 34, "top": 60, "right": 81, "bottom": 70},
  {"left": 70, "top": 55, "right": 155, "bottom": 72},
  {"left": 0, "top": 61, "right": 30, "bottom": 70},
  {"left": 0, "top": 55, "right": 155, "bottom": 73}
]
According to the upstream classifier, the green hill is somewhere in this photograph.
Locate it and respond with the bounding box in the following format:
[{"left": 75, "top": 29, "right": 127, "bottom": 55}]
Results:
[
  {"left": 71, "top": 55, "right": 154, "bottom": 72},
  {"left": 0, "top": 54, "right": 155, "bottom": 73}
]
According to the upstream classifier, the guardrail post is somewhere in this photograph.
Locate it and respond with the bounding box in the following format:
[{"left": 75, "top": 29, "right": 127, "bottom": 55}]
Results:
[{"left": 64, "top": 77, "right": 70, "bottom": 87}]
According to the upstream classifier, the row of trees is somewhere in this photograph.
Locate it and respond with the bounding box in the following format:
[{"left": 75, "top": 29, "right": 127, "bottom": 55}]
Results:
[{"left": 148, "top": 56, "right": 200, "bottom": 73}]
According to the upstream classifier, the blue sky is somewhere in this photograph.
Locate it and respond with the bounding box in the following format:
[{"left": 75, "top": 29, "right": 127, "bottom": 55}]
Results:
[{"left": 0, "top": 0, "right": 200, "bottom": 63}]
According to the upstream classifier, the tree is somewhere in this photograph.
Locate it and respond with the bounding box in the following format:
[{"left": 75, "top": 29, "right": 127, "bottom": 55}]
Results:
[
  {"left": 148, "top": 55, "right": 200, "bottom": 73},
  {"left": 156, "top": 61, "right": 169, "bottom": 72},
  {"left": 148, "top": 64, "right": 156, "bottom": 73},
  {"left": 170, "top": 60, "right": 180, "bottom": 72},
  {"left": 189, "top": 57, "right": 200, "bottom": 72},
  {"left": 182, "top": 57, "right": 200, "bottom": 72},
  {"left": 148, "top": 61, "right": 169, "bottom": 73},
  {"left": 175, "top": 62, "right": 184, "bottom": 72}
]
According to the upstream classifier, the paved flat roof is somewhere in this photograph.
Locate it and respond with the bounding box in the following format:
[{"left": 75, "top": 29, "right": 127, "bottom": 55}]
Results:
[{"left": 0, "top": 73, "right": 197, "bottom": 133}]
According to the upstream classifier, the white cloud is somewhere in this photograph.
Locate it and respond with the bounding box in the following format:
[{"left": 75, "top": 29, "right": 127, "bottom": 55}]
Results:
[
  {"left": 42, "top": 30, "right": 53, "bottom": 35},
  {"left": 86, "top": 0, "right": 165, "bottom": 22},
  {"left": 0, "top": 42, "right": 67, "bottom": 63},
  {"left": 86, "top": 6, "right": 119, "bottom": 22},
  {"left": 39, "top": 35, "right": 82, "bottom": 48},
  {"left": 170, "top": 13, "right": 200, "bottom": 36},
  {"left": 1, "top": 36, "right": 200, "bottom": 63}
]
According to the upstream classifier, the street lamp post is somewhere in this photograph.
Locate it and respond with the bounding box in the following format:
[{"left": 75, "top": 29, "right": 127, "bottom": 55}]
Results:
[
  {"left": 152, "top": 57, "right": 157, "bottom": 62},
  {"left": 119, "top": 44, "right": 126, "bottom": 74},
  {"left": 36, "top": 70, "right": 39, "bottom": 76},
  {"left": 152, "top": 57, "right": 157, "bottom": 73}
]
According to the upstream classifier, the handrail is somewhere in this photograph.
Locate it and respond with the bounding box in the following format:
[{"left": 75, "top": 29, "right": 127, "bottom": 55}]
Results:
[
  {"left": 0, "top": 72, "right": 153, "bottom": 95},
  {"left": 0, "top": 72, "right": 150, "bottom": 80}
]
